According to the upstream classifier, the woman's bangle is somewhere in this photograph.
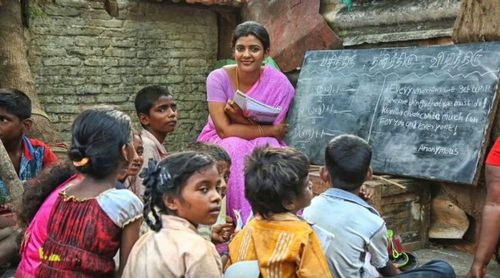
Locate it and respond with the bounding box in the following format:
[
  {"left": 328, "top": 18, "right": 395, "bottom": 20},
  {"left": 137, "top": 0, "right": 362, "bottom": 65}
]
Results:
[
  {"left": 246, "top": 117, "right": 263, "bottom": 136},
  {"left": 257, "top": 125, "right": 264, "bottom": 137}
]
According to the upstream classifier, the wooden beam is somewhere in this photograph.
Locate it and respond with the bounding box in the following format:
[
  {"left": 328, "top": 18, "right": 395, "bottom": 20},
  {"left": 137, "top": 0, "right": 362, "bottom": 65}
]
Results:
[{"left": 453, "top": 0, "right": 500, "bottom": 43}]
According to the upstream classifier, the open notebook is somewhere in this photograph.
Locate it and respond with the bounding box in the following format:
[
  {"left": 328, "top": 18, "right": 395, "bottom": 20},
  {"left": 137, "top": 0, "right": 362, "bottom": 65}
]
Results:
[{"left": 233, "top": 90, "right": 281, "bottom": 124}]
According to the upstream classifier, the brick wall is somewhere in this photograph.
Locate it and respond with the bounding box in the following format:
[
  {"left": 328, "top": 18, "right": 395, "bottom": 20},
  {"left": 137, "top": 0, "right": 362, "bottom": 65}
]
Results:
[{"left": 27, "top": 0, "right": 218, "bottom": 151}]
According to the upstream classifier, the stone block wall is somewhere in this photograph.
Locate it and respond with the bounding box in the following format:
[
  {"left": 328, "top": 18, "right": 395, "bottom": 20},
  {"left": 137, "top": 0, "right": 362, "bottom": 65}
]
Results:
[{"left": 27, "top": 0, "right": 218, "bottom": 151}]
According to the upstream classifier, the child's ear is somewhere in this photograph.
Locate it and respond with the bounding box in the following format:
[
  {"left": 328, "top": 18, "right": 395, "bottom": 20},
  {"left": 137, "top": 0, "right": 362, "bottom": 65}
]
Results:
[
  {"left": 320, "top": 166, "right": 330, "bottom": 183},
  {"left": 121, "top": 144, "right": 130, "bottom": 163},
  {"left": 138, "top": 113, "right": 150, "bottom": 126},
  {"left": 22, "top": 118, "right": 33, "bottom": 133},
  {"left": 282, "top": 199, "right": 295, "bottom": 211},
  {"left": 163, "top": 194, "right": 179, "bottom": 211},
  {"left": 366, "top": 167, "right": 373, "bottom": 181}
]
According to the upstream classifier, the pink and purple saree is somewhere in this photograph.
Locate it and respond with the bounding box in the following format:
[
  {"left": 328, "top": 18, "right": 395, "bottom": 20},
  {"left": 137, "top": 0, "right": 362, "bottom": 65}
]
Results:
[{"left": 197, "top": 65, "right": 295, "bottom": 224}]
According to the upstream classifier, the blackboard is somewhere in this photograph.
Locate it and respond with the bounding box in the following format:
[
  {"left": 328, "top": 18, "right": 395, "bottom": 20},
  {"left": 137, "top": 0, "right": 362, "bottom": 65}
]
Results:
[{"left": 286, "top": 42, "right": 500, "bottom": 185}]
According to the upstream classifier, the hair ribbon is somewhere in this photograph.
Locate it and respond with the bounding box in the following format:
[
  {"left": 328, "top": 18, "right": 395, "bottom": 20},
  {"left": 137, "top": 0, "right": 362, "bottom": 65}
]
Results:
[
  {"left": 141, "top": 159, "right": 173, "bottom": 190},
  {"left": 73, "top": 157, "right": 90, "bottom": 167}
]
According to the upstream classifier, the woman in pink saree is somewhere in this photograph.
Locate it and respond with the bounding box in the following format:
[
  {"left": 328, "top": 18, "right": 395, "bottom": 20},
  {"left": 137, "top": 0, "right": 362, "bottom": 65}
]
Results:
[{"left": 197, "top": 21, "right": 295, "bottom": 224}]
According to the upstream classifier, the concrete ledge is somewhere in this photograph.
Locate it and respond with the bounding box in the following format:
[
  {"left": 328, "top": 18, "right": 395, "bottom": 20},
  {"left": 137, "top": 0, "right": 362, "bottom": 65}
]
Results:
[{"left": 321, "top": 0, "right": 460, "bottom": 46}]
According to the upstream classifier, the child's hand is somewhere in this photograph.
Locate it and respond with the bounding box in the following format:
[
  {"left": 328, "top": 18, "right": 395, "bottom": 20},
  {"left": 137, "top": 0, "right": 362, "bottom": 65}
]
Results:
[
  {"left": 211, "top": 216, "right": 234, "bottom": 244},
  {"left": 359, "top": 184, "right": 374, "bottom": 201}
]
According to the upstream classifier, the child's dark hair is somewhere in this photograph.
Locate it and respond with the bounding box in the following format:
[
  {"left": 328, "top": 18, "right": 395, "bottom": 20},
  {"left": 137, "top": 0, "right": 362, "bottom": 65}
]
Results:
[
  {"left": 131, "top": 127, "right": 142, "bottom": 141},
  {"left": 186, "top": 142, "right": 231, "bottom": 166},
  {"left": 244, "top": 146, "right": 309, "bottom": 218},
  {"left": 232, "top": 21, "right": 270, "bottom": 51},
  {"left": 325, "top": 134, "right": 372, "bottom": 191},
  {"left": 0, "top": 88, "right": 32, "bottom": 120},
  {"left": 68, "top": 108, "right": 132, "bottom": 180},
  {"left": 134, "top": 85, "right": 172, "bottom": 116},
  {"left": 18, "top": 160, "right": 77, "bottom": 228},
  {"left": 141, "top": 151, "right": 215, "bottom": 232}
]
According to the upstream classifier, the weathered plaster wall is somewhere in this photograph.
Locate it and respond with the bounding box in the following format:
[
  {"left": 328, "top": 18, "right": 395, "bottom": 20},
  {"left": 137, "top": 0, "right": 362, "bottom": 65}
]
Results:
[{"left": 27, "top": 0, "right": 217, "bottom": 150}]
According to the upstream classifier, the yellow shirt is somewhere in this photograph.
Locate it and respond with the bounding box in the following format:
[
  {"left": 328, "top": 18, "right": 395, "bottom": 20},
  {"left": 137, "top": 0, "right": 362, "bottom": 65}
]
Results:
[{"left": 227, "top": 213, "right": 333, "bottom": 278}]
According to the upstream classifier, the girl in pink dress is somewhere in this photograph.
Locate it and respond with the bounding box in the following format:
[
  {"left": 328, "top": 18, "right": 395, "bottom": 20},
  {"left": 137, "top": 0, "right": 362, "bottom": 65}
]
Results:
[
  {"left": 15, "top": 162, "right": 80, "bottom": 278},
  {"left": 197, "top": 21, "right": 295, "bottom": 224},
  {"left": 16, "top": 108, "right": 143, "bottom": 277}
]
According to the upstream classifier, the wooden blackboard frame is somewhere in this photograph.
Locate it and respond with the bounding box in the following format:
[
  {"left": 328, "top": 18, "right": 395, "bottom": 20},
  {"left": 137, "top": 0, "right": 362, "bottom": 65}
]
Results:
[{"left": 286, "top": 42, "right": 500, "bottom": 185}]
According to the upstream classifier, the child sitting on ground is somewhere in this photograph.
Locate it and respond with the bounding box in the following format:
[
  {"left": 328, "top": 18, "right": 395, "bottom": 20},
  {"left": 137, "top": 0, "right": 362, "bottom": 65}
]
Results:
[
  {"left": 15, "top": 161, "right": 79, "bottom": 277},
  {"left": 0, "top": 88, "right": 58, "bottom": 267},
  {"left": 116, "top": 129, "right": 144, "bottom": 194},
  {"left": 226, "top": 146, "right": 332, "bottom": 277},
  {"left": 0, "top": 89, "right": 58, "bottom": 207},
  {"left": 122, "top": 152, "right": 223, "bottom": 277},
  {"left": 17, "top": 128, "right": 144, "bottom": 277},
  {"left": 303, "top": 134, "right": 456, "bottom": 278},
  {"left": 133, "top": 85, "right": 178, "bottom": 197},
  {"left": 188, "top": 142, "right": 233, "bottom": 244},
  {"left": 35, "top": 108, "right": 143, "bottom": 277}
]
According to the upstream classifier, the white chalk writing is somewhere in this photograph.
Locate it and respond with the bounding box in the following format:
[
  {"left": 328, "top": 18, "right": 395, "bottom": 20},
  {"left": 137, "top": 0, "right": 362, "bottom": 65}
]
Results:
[{"left": 429, "top": 49, "right": 483, "bottom": 70}]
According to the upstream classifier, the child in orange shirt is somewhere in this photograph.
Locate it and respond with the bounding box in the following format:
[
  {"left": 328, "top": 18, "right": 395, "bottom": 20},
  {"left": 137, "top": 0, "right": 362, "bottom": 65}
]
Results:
[{"left": 226, "top": 146, "right": 332, "bottom": 278}]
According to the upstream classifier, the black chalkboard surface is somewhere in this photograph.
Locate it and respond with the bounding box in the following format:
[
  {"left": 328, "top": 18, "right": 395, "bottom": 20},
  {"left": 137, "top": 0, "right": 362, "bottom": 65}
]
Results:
[{"left": 286, "top": 42, "right": 500, "bottom": 185}]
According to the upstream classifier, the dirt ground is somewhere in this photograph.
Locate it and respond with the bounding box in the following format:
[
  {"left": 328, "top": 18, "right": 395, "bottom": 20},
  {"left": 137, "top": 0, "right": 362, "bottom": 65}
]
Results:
[
  {"left": 2, "top": 247, "right": 498, "bottom": 277},
  {"left": 413, "top": 247, "right": 499, "bottom": 277}
]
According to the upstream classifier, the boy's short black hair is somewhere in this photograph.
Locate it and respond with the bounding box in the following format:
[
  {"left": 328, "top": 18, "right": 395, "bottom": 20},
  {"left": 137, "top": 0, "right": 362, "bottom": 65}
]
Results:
[
  {"left": 134, "top": 85, "right": 172, "bottom": 116},
  {"left": 245, "top": 146, "right": 309, "bottom": 218},
  {"left": 324, "top": 134, "right": 372, "bottom": 191},
  {"left": 0, "top": 88, "right": 32, "bottom": 120},
  {"left": 186, "top": 142, "right": 231, "bottom": 166}
]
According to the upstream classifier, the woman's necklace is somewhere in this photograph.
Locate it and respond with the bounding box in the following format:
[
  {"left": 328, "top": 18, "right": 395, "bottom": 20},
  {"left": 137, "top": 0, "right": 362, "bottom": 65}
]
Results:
[{"left": 236, "top": 66, "right": 262, "bottom": 93}]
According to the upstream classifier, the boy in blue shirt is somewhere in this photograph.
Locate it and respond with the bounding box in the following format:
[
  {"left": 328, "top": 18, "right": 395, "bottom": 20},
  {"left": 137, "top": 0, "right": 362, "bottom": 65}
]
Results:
[{"left": 303, "top": 134, "right": 455, "bottom": 278}]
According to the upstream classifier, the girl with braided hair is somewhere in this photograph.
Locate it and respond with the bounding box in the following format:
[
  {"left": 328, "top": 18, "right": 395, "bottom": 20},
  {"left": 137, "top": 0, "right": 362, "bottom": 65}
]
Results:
[{"left": 122, "top": 151, "right": 223, "bottom": 277}]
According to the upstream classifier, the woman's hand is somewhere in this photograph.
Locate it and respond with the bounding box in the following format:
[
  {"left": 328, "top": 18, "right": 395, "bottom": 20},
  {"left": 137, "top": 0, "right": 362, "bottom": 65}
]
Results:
[
  {"left": 272, "top": 122, "right": 289, "bottom": 140},
  {"left": 224, "top": 100, "right": 250, "bottom": 125},
  {"left": 209, "top": 101, "right": 289, "bottom": 140}
]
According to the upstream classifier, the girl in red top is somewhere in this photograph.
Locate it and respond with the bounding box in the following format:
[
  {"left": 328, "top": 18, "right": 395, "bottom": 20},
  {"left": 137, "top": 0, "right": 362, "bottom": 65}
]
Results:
[{"left": 35, "top": 108, "right": 143, "bottom": 277}]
